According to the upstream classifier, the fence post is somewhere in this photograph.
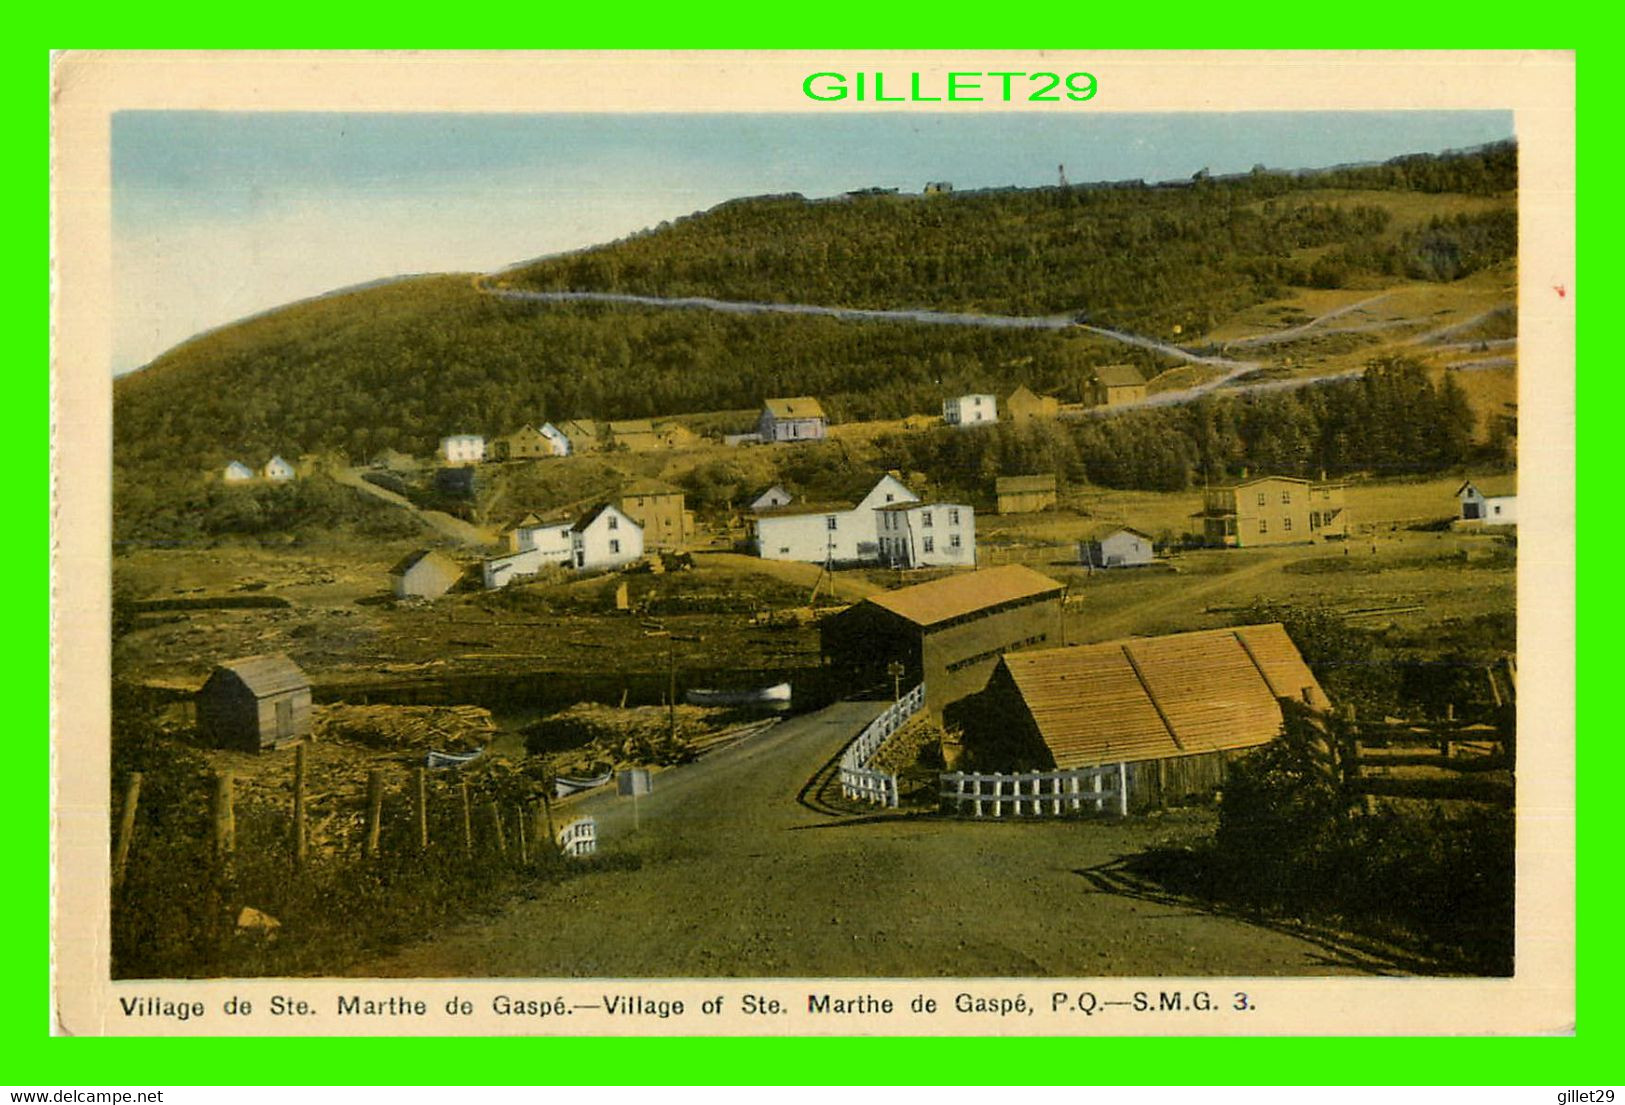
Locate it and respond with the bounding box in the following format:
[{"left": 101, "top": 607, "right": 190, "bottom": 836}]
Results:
[
  {"left": 487, "top": 802, "right": 506, "bottom": 857},
  {"left": 211, "top": 772, "right": 235, "bottom": 862},
  {"left": 292, "top": 743, "right": 308, "bottom": 867},
  {"left": 1068, "top": 773, "right": 1081, "bottom": 814},
  {"left": 1092, "top": 769, "right": 1104, "bottom": 814},
  {"left": 514, "top": 804, "right": 529, "bottom": 865},
  {"left": 1117, "top": 762, "right": 1129, "bottom": 818},
  {"left": 363, "top": 771, "right": 384, "bottom": 860},
  {"left": 113, "top": 772, "right": 142, "bottom": 891},
  {"left": 460, "top": 782, "right": 474, "bottom": 854},
  {"left": 414, "top": 767, "right": 429, "bottom": 852}
]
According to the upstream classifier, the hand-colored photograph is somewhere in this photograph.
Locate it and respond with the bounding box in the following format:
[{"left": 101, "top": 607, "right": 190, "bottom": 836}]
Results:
[{"left": 104, "top": 102, "right": 1527, "bottom": 984}]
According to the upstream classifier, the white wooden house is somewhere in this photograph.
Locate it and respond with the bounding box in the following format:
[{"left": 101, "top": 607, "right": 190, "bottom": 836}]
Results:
[
  {"left": 571, "top": 504, "right": 643, "bottom": 571},
  {"left": 1457, "top": 479, "right": 1517, "bottom": 525},
  {"left": 262, "top": 455, "right": 296, "bottom": 483},
  {"left": 438, "top": 434, "right": 486, "bottom": 466},
  {"left": 506, "top": 514, "right": 574, "bottom": 560},
  {"left": 1080, "top": 526, "right": 1155, "bottom": 569},
  {"left": 757, "top": 397, "right": 827, "bottom": 443},
  {"left": 876, "top": 501, "right": 976, "bottom": 568},
  {"left": 482, "top": 547, "right": 551, "bottom": 590},
  {"left": 538, "top": 422, "right": 571, "bottom": 456},
  {"left": 752, "top": 474, "right": 920, "bottom": 564},
  {"left": 943, "top": 394, "right": 997, "bottom": 427},
  {"left": 223, "top": 461, "right": 255, "bottom": 483}
]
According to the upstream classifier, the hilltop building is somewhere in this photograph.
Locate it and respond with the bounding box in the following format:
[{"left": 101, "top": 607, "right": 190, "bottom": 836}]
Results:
[
  {"left": 820, "top": 564, "right": 1066, "bottom": 711},
  {"left": 995, "top": 474, "right": 1057, "bottom": 515},
  {"left": 758, "top": 397, "right": 827, "bottom": 443},
  {"left": 491, "top": 424, "right": 568, "bottom": 461},
  {"left": 195, "top": 653, "right": 312, "bottom": 753},
  {"left": 557, "top": 420, "right": 602, "bottom": 454},
  {"left": 1086, "top": 365, "right": 1147, "bottom": 407},
  {"left": 1005, "top": 385, "right": 1060, "bottom": 423},
  {"left": 261, "top": 455, "right": 296, "bottom": 483},
  {"left": 943, "top": 393, "right": 997, "bottom": 427},
  {"left": 607, "top": 420, "right": 661, "bottom": 453},
  {"left": 438, "top": 434, "right": 486, "bottom": 466},
  {"left": 750, "top": 485, "right": 794, "bottom": 512},
  {"left": 222, "top": 460, "right": 254, "bottom": 484},
  {"left": 1199, "top": 476, "right": 1349, "bottom": 547},
  {"left": 923, "top": 181, "right": 954, "bottom": 194}
]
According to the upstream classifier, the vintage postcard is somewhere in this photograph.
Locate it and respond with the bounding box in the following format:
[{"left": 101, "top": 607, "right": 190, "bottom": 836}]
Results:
[{"left": 51, "top": 50, "right": 1575, "bottom": 1036}]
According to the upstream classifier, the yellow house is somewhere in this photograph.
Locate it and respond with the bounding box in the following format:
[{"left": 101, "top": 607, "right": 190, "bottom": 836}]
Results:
[
  {"left": 1005, "top": 385, "right": 1060, "bottom": 423},
  {"left": 619, "top": 480, "right": 693, "bottom": 550},
  {"left": 1200, "top": 476, "right": 1349, "bottom": 547},
  {"left": 1087, "top": 365, "right": 1147, "bottom": 407}
]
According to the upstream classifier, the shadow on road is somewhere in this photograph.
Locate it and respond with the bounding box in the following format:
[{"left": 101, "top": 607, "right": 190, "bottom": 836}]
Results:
[{"left": 1075, "top": 858, "right": 1453, "bottom": 977}]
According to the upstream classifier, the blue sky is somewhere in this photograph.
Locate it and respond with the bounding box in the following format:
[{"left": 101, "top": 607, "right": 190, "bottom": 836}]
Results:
[{"left": 112, "top": 110, "right": 1515, "bottom": 374}]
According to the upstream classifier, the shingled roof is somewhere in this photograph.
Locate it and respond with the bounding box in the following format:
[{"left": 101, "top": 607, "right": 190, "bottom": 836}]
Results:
[
  {"left": 864, "top": 565, "right": 1065, "bottom": 628},
  {"left": 1092, "top": 364, "right": 1145, "bottom": 389},
  {"left": 209, "top": 654, "right": 310, "bottom": 698},
  {"left": 999, "top": 624, "right": 1326, "bottom": 768}
]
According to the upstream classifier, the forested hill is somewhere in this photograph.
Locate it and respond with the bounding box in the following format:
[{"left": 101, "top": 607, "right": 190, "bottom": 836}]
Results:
[
  {"left": 115, "top": 142, "right": 1515, "bottom": 473},
  {"left": 506, "top": 142, "right": 1517, "bottom": 335}
]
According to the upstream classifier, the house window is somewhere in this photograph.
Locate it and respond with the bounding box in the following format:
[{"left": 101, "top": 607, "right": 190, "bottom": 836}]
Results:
[
  {"left": 779, "top": 547, "right": 790, "bottom": 555},
  {"left": 608, "top": 515, "right": 618, "bottom": 531},
  {"left": 826, "top": 515, "right": 838, "bottom": 531},
  {"left": 1310, "top": 511, "right": 1321, "bottom": 528},
  {"left": 1282, "top": 491, "right": 1291, "bottom": 504},
  {"left": 923, "top": 512, "right": 933, "bottom": 528},
  {"left": 923, "top": 537, "right": 935, "bottom": 553},
  {"left": 609, "top": 540, "right": 620, "bottom": 554},
  {"left": 1493, "top": 505, "right": 1502, "bottom": 516},
  {"left": 885, "top": 493, "right": 895, "bottom": 503},
  {"left": 1259, "top": 519, "right": 1268, "bottom": 534},
  {"left": 1257, "top": 492, "right": 1267, "bottom": 507},
  {"left": 949, "top": 509, "right": 960, "bottom": 525},
  {"left": 950, "top": 534, "right": 961, "bottom": 549},
  {"left": 1283, "top": 517, "right": 1293, "bottom": 531}
]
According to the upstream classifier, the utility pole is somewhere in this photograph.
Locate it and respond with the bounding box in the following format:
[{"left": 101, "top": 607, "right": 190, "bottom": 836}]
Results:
[{"left": 887, "top": 660, "right": 904, "bottom": 703}]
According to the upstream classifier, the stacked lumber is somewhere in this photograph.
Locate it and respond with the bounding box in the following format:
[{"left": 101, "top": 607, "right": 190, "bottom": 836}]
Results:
[{"left": 313, "top": 703, "right": 495, "bottom": 752}]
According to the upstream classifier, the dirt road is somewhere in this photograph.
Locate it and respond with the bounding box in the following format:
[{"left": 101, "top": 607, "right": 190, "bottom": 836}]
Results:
[
  {"left": 355, "top": 700, "right": 1398, "bottom": 978},
  {"left": 333, "top": 466, "right": 497, "bottom": 547}
]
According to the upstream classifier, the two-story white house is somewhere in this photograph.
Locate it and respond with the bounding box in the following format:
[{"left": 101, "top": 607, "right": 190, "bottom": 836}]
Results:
[
  {"left": 876, "top": 501, "right": 977, "bottom": 568},
  {"left": 571, "top": 504, "right": 644, "bottom": 571},
  {"left": 506, "top": 513, "right": 575, "bottom": 559},
  {"left": 752, "top": 474, "right": 919, "bottom": 564},
  {"left": 439, "top": 434, "right": 486, "bottom": 466},
  {"left": 943, "top": 394, "right": 997, "bottom": 427}
]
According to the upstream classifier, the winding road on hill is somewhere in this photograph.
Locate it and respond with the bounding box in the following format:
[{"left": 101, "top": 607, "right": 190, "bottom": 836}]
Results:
[{"left": 354, "top": 698, "right": 1408, "bottom": 979}]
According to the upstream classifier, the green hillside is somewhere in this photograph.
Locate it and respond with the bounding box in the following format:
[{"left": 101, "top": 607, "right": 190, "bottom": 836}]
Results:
[{"left": 114, "top": 143, "right": 1516, "bottom": 485}]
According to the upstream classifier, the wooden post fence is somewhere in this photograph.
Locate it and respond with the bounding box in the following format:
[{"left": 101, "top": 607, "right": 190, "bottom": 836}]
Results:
[
  {"left": 460, "top": 782, "right": 473, "bottom": 854},
  {"left": 292, "top": 743, "right": 308, "bottom": 867},
  {"left": 211, "top": 772, "right": 235, "bottom": 862},
  {"left": 113, "top": 772, "right": 142, "bottom": 890},
  {"left": 414, "top": 767, "right": 429, "bottom": 852},
  {"left": 363, "top": 771, "right": 384, "bottom": 860},
  {"left": 488, "top": 802, "right": 507, "bottom": 857}
]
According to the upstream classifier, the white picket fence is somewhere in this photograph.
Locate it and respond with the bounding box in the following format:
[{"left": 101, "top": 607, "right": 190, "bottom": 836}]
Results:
[
  {"left": 839, "top": 683, "right": 925, "bottom": 808},
  {"left": 939, "top": 763, "right": 1128, "bottom": 818},
  {"left": 556, "top": 816, "right": 598, "bottom": 856}
]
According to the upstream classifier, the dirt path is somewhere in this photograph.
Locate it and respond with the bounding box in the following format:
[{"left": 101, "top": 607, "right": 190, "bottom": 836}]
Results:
[
  {"left": 353, "top": 699, "right": 1397, "bottom": 978},
  {"left": 333, "top": 466, "right": 497, "bottom": 547}
]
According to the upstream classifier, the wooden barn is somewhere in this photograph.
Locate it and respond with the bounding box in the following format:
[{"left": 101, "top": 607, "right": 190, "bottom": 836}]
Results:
[
  {"left": 390, "top": 549, "right": 462, "bottom": 599},
  {"left": 1086, "top": 364, "right": 1147, "bottom": 407},
  {"left": 962, "top": 624, "right": 1328, "bottom": 811},
  {"left": 1005, "top": 385, "right": 1059, "bottom": 423},
  {"left": 995, "top": 474, "right": 1057, "bottom": 514},
  {"left": 196, "top": 653, "right": 312, "bottom": 752},
  {"left": 820, "top": 564, "right": 1066, "bottom": 711}
]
